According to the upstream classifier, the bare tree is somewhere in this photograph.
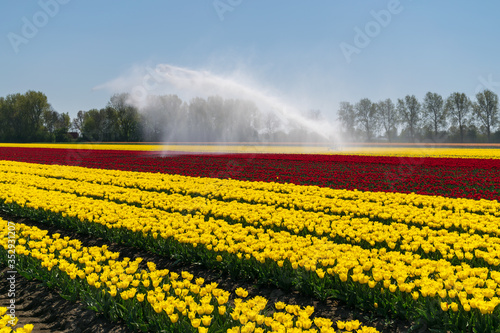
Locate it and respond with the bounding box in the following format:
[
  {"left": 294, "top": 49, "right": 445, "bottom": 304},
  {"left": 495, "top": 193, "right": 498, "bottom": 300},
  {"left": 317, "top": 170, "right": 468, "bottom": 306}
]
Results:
[
  {"left": 355, "top": 98, "right": 378, "bottom": 142},
  {"left": 376, "top": 98, "right": 398, "bottom": 142},
  {"left": 397, "top": 95, "right": 421, "bottom": 142},
  {"left": 473, "top": 89, "right": 499, "bottom": 142},
  {"left": 445, "top": 92, "right": 471, "bottom": 143},
  {"left": 71, "top": 110, "right": 86, "bottom": 135},
  {"left": 422, "top": 92, "right": 446, "bottom": 139},
  {"left": 304, "top": 109, "right": 323, "bottom": 120}
]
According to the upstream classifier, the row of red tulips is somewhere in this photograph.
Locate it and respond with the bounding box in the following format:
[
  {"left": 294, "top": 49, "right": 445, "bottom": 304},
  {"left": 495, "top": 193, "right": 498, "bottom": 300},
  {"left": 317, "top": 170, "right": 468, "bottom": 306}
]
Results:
[{"left": 1, "top": 147, "right": 499, "bottom": 201}]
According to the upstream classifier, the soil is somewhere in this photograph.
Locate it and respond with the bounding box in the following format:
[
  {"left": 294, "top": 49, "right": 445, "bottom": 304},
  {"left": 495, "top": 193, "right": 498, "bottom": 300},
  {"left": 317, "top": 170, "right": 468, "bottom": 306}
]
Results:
[{"left": 0, "top": 212, "right": 415, "bottom": 333}]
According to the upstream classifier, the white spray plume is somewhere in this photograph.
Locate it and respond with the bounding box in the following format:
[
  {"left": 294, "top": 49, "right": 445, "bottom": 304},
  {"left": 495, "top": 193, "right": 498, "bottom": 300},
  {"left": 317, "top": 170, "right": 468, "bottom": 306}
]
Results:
[{"left": 95, "top": 63, "right": 342, "bottom": 144}]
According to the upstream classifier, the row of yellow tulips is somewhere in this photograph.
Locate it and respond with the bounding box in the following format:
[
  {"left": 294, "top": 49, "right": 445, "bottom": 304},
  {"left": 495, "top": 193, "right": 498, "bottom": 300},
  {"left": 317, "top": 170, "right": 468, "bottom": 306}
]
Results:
[
  {"left": 2, "top": 161, "right": 500, "bottom": 329},
  {"left": 3, "top": 160, "right": 499, "bottom": 219},
  {"left": 1, "top": 177, "right": 499, "bottom": 323},
  {"left": 2, "top": 161, "right": 500, "bottom": 267},
  {"left": 3, "top": 143, "right": 500, "bottom": 159},
  {"left": 0, "top": 218, "right": 378, "bottom": 333}
]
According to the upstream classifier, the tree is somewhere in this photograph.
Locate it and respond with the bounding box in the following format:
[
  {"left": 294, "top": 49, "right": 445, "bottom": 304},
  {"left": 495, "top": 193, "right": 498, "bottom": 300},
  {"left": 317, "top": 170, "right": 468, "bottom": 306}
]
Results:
[
  {"left": 42, "top": 108, "right": 59, "bottom": 140},
  {"left": 473, "top": 90, "right": 499, "bottom": 142},
  {"left": 140, "top": 94, "right": 184, "bottom": 142},
  {"left": 397, "top": 95, "right": 421, "bottom": 142},
  {"left": 220, "top": 98, "right": 259, "bottom": 142},
  {"left": 141, "top": 99, "right": 165, "bottom": 142},
  {"left": 376, "top": 99, "right": 398, "bottom": 142},
  {"left": 71, "top": 110, "right": 86, "bottom": 135},
  {"left": 445, "top": 92, "right": 471, "bottom": 143},
  {"left": 81, "top": 109, "right": 103, "bottom": 141},
  {"left": 0, "top": 91, "right": 51, "bottom": 142},
  {"left": 232, "top": 99, "right": 259, "bottom": 142},
  {"left": 22, "top": 90, "right": 51, "bottom": 141},
  {"left": 0, "top": 95, "right": 16, "bottom": 141},
  {"left": 42, "top": 110, "right": 71, "bottom": 142},
  {"left": 337, "top": 102, "right": 356, "bottom": 137},
  {"left": 354, "top": 98, "right": 378, "bottom": 142},
  {"left": 109, "top": 93, "right": 141, "bottom": 141},
  {"left": 160, "top": 94, "right": 184, "bottom": 142},
  {"left": 81, "top": 107, "right": 118, "bottom": 141},
  {"left": 422, "top": 92, "right": 446, "bottom": 139},
  {"left": 304, "top": 109, "right": 323, "bottom": 121},
  {"left": 188, "top": 97, "right": 210, "bottom": 141},
  {"left": 206, "top": 95, "right": 226, "bottom": 141},
  {"left": 263, "top": 112, "right": 281, "bottom": 139},
  {"left": 7, "top": 93, "right": 28, "bottom": 141},
  {"left": 101, "top": 106, "right": 119, "bottom": 141},
  {"left": 54, "top": 112, "right": 71, "bottom": 142},
  {"left": 0, "top": 97, "right": 4, "bottom": 140}
]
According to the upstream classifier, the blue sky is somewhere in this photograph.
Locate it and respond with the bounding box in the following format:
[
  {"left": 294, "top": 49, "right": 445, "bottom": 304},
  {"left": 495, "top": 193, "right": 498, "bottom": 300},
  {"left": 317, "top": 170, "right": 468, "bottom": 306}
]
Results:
[{"left": 1, "top": 1, "right": 500, "bottom": 121}]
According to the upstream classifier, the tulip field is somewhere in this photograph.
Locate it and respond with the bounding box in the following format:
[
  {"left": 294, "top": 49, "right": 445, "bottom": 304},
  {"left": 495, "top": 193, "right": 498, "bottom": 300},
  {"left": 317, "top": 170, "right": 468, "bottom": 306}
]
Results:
[{"left": 1, "top": 144, "right": 500, "bottom": 332}]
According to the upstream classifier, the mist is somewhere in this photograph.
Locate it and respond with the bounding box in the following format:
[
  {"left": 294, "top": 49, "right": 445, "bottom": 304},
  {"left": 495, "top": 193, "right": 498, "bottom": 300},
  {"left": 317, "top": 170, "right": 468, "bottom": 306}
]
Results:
[{"left": 95, "top": 63, "right": 342, "bottom": 146}]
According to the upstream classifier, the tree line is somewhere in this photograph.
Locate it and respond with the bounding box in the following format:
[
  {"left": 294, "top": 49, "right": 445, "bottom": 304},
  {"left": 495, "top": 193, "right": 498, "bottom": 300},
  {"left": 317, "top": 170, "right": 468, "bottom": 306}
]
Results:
[
  {"left": 338, "top": 90, "right": 500, "bottom": 143},
  {"left": 3, "top": 90, "right": 498, "bottom": 143},
  {"left": 0, "top": 91, "right": 326, "bottom": 143},
  {"left": 73, "top": 93, "right": 327, "bottom": 142}
]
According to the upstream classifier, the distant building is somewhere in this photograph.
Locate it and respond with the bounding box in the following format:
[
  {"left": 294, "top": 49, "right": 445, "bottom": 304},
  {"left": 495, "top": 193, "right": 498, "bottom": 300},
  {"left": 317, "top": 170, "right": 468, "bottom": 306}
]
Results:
[{"left": 68, "top": 132, "right": 79, "bottom": 140}]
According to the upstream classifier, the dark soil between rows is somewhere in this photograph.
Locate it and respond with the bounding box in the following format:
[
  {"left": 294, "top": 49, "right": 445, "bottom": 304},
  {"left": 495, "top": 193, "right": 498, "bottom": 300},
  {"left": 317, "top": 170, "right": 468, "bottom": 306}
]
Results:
[{"left": 0, "top": 211, "right": 415, "bottom": 333}]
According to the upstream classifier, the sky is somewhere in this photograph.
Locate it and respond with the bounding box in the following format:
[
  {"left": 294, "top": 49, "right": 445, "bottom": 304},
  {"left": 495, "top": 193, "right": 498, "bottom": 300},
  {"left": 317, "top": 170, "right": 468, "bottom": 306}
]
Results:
[{"left": 1, "top": 1, "right": 500, "bottom": 122}]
